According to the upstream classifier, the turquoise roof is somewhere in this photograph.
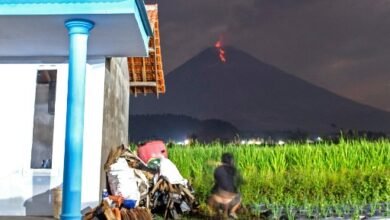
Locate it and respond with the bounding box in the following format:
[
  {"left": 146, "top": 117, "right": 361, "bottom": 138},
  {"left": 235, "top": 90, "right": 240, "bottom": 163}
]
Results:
[
  {"left": 0, "top": 0, "right": 152, "bottom": 37},
  {"left": 0, "top": 0, "right": 123, "bottom": 4},
  {"left": 0, "top": 0, "right": 153, "bottom": 57}
]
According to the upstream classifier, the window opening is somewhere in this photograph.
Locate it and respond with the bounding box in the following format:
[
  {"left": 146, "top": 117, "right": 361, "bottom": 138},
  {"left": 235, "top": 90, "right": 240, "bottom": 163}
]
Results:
[{"left": 30, "top": 70, "right": 57, "bottom": 169}]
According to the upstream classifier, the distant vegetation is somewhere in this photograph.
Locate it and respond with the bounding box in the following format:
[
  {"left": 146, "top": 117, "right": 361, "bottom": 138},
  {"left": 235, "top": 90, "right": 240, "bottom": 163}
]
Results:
[
  {"left": 168, "top": 139, "right": 390, "bottom": 218},
  {"left": 129, "top": 114, "right": 239, "bottom": 143},
  {"left": 129, "top": 114, "right": 389, "bottom": 146}
]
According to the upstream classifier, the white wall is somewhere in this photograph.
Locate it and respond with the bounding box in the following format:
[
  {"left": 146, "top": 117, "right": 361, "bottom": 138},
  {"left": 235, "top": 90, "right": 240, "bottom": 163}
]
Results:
[
  {"left": 0, "top": 60, "right": 105, "bottom": 216},
  {"left": 0, "top": 65, "right": 37, "bottom": 215},
  {"left": 81, "top": 61, "right": 105, "bottom": 208}
]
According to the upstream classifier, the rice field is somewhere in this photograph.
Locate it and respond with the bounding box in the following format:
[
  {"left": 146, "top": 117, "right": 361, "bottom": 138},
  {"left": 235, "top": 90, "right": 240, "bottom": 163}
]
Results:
[{"left": 167, "top": 139, "right": 390, "bottom": 218}]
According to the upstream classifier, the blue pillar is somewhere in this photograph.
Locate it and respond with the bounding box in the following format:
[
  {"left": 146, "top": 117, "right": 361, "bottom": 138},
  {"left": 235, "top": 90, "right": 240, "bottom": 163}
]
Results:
[{"left": 61, "top": 19, "right": 94, "bottom": 220}]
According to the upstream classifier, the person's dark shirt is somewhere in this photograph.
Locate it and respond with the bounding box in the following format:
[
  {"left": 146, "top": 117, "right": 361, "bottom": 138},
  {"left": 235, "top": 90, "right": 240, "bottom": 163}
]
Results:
[{"left": 212, "top": 164, "right": 242, "bottom": 193}]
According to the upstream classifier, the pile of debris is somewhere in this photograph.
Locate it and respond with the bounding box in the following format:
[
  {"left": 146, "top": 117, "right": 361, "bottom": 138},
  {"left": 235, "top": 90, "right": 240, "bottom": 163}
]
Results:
[
  {"left": 84, "top": 199, "right": 152, "bottom": 220},
  {"left": 84, "top": 141, "right": 198, "bottom": 220}
]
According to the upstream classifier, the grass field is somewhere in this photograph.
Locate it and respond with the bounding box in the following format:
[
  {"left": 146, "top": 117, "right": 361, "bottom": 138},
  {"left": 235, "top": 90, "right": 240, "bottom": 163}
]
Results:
[{"left": 167, "top": 139, "right": 390, "bottom": 218}]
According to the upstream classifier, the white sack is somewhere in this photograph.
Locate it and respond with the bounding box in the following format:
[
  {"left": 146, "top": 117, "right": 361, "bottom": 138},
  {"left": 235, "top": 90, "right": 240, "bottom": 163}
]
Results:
[
  {"left": 159, "top": 158, "right": 187, "bottom": 185},
  {"left": 107, "top": 158, "right": 140, "bottom": 203}
]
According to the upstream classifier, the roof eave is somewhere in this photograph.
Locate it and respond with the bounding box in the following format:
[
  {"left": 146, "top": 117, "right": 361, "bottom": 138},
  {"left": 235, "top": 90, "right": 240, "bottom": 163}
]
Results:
[
  {"left": 135, "top": 0, "right": 153, "bottom": 37},
  {"left": 0, "top": 0, "right": 152, "bottom": 58}
]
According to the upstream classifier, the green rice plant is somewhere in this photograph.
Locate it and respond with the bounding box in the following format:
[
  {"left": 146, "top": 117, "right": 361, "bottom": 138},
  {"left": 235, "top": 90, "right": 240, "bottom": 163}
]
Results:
[
  {"left": 285, "top": 206, "right": 297, "bottom": 220},
  {"left": 351, "top": 204, "right": 364, "bottom": 220},
  {"left": 334, "top": 204, "right": 343, "bottom": 218},
  {"left": 368, "top": 202, "right": 378, "bottom": 217},
  {"left": 318, "top": 201, "right": 331, "bottom": 218},
  {"left": 302, "top": 202, "right": 314, "bottom": 219},
  {"left": 385, "top": 202, "right": 390, "bottom": 217},
  {"left": 163, "top": 139, "right": 390, "bottom": 216},
  {"left": 269, "top": 204, "right": 283, "bottom": 220}
]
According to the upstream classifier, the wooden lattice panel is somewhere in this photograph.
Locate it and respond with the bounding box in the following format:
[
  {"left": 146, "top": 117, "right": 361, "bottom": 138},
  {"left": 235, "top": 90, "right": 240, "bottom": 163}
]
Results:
[{"left": 129, "top": 4, "right": 165, "bottom": 96}]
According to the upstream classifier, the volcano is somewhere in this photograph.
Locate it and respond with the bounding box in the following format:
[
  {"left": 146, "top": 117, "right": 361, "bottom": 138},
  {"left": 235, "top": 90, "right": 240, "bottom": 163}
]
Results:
[{"left": 131, "top": 46, "right": 390, "bottom": 134}]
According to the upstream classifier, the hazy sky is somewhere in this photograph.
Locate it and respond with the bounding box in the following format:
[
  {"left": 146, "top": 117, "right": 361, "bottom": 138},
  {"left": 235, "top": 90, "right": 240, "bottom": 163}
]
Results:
[{"left": 150, "top": 0, "right": 390, "bottom": 111}]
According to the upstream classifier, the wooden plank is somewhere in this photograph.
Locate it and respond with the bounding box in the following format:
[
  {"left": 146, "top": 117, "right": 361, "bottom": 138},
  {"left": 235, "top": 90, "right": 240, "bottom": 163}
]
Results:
[
  {"left": 129, "top": 58, "right": 136, "bottom": 82},
  {"left": 142, "top": 57, "right": 147, "bottom": 94},
  {"left": 153, "top": 37, "right": 159, "bottom": 95},
  {"left": 130, "top": 82, "right": 157, "bottom": 87}
]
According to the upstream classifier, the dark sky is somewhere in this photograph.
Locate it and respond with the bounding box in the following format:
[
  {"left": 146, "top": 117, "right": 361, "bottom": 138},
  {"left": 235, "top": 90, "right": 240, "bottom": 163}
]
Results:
[{"left": 151, "top": 0, "right": 390, "bottom": 111}]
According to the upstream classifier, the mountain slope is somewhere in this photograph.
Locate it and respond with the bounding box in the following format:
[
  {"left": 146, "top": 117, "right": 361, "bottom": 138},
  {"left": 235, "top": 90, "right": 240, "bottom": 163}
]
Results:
[{"left": 131, "top": 47, "right": 390, "bottom": 133}]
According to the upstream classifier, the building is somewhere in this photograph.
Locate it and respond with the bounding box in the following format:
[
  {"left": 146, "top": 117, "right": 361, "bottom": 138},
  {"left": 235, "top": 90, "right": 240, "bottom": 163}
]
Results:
[
  {"left": 129, "top": 4, "right": 166, "bottom": 96},
  {"left": 0, "top": 0, "right": 163, "bottom": 218}
]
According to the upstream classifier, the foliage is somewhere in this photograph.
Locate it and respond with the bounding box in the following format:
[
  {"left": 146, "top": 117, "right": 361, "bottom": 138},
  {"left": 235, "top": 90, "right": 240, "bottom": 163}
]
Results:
[{"left": 167, "top": 139, "right": 390, "bottom": 216}]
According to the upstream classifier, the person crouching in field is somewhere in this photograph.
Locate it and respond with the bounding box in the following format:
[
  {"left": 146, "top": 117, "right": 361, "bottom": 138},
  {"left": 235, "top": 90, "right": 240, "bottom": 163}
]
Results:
[{"left": 208, "top": 153, "right": 243, "bottom": 219}]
